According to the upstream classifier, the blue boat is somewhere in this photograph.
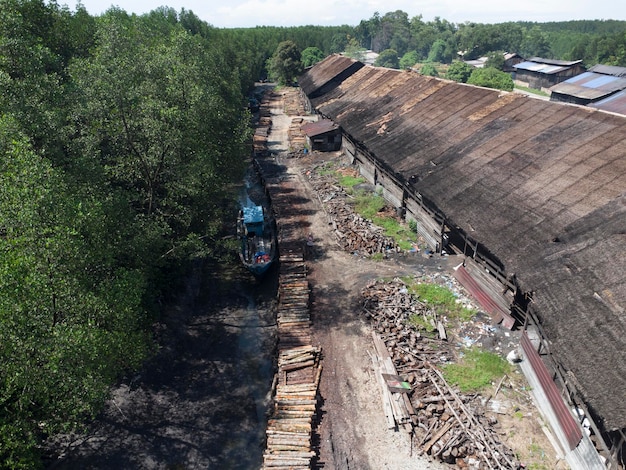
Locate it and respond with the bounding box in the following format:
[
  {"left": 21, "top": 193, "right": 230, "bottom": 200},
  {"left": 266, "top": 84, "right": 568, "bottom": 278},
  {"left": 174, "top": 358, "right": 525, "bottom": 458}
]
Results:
[{"left": 237, "top": 205, "right": 276, "bottom": 276}]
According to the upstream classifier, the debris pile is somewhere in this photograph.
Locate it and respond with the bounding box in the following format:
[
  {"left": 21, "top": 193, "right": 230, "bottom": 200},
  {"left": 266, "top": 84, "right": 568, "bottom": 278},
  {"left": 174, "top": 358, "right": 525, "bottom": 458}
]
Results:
[
  {"left": 362, "top": 278, "right": 519, "bottom": 469},
  {"left": 305, "top": 167, "right": 399, "bottom": 256}
]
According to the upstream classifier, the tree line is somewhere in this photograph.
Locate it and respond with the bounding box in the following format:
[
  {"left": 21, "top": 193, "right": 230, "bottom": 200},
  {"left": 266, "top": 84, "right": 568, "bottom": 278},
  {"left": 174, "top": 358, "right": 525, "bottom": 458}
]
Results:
[
  {"left": 350, "top": 11, "right": 626, "bottom": 67},
  {"left": 1, "top": 2, "right": 624, "bottom": 467}
]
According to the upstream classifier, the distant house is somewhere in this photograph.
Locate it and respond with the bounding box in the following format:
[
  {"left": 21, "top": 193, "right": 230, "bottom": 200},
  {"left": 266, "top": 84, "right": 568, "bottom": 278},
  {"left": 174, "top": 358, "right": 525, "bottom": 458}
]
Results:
[
  {"left": 464, "top": 53, "right": 523, "bottom": 74},
  {"left": 301, "top": 119, "right": 341, "bottom": 152},
  {"left": 550, "top": 65, "right": 626, "bottom": 111},
  {"left": 513, "top": 57, "right": 586, "bottom": 91},
  {"left": 502, "top": 53, "right": 524, "bottom": 74}
]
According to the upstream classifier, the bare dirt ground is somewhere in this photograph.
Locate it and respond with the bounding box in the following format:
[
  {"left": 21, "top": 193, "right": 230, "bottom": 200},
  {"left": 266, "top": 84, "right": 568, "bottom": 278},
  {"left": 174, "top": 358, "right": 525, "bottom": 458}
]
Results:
[{"left": 266, "top": 87, "right": 566, "bottom": 470}]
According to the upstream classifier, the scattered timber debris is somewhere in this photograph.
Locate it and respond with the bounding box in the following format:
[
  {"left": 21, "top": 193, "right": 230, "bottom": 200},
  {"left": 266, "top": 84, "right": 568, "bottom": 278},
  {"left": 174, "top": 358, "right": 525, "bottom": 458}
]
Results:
[
  {"left": 362, "top": 278, "right": 519, "bottom": 469},
  {"left": 305, "top": 166, "right": 400, "bottom": 256}
]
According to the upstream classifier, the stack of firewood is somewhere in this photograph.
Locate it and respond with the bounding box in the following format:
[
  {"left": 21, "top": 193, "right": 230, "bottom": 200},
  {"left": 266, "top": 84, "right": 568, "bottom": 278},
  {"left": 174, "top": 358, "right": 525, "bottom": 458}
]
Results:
[
  {"left": 288, "top": 117, "right": 307, "bottom": 151},
  {"left": 306, "top": 173, "right": 399, "bottom": 256},
  {"left": 262, "top": 346, "right": 322, "bottom": 469},
  {"left": 361, "top": 278, "right": 519, "bottom": 469}
]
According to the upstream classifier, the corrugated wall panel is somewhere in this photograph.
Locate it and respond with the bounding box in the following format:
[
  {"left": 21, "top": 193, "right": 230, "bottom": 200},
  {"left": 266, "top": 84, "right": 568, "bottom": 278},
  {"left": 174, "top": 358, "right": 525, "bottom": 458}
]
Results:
[{"left": 521, "top": 332, "right": 583, "bottom": 451}]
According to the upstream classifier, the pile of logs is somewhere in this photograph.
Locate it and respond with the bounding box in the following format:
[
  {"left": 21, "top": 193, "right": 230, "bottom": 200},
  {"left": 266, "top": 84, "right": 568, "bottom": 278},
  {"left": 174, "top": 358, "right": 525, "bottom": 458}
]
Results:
[
  {"left": 361, "top": 278, "right": 519, "bottom": 469},
  {"left": 282, "top": 88, "right": 308, "bottom": 117},
  {"left": 256, "top": 91, "right": 322, "bottom": 469},
  {"left": 288, "top": 117, "right": 307, "bottom": 151},
  {"left": 305, "top": 169, "right": 399, "bottom": 256}
]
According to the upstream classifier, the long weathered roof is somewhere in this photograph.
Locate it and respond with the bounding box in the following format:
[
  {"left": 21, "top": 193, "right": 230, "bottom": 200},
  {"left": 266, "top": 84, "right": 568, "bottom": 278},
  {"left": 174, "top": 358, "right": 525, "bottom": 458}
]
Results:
[{"left": 300, "top": 55, "right": 626, "bottom": 431}]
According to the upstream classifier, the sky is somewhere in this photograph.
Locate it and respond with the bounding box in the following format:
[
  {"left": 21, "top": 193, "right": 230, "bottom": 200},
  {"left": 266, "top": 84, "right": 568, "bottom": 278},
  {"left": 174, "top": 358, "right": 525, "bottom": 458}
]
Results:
[{"left": 73, "top": 0, "right": 625, "bottom": 28}]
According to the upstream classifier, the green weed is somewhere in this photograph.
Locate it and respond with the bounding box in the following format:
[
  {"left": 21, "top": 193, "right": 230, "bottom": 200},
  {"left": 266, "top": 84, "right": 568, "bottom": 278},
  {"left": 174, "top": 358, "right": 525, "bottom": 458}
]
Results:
[{"left": 442, "top": 348, "right": 511, "bottom": 392}]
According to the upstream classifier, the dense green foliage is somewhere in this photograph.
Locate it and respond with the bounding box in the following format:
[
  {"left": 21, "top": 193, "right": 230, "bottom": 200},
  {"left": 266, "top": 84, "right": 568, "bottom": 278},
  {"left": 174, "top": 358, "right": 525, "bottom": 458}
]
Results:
[
  {"left": 353, "top": 12, "right": 626, "bottom": 67},
  {"left": 0, "top": 1, "right": 256, "bottom": 466},
  {"left": 375, "top": 48, "right": 400, "bottom": 68},
  {"left": 445, "top": 60, "right": 474, "bottom": 82},
  {"left": 267, "top": 40, "right": 303, "bottom": 84},
  {"left": 468, "top": 66, "right": 514, "bottom": 90},
  {"left": 301, "top": 46, "right": 326, "bottom": 67}
]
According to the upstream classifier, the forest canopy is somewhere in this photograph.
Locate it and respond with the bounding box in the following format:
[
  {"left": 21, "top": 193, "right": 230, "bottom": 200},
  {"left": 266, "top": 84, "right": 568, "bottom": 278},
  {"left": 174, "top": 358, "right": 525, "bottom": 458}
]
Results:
[{"left": 1, "top": 1, "right": 625, "bottom": 467}]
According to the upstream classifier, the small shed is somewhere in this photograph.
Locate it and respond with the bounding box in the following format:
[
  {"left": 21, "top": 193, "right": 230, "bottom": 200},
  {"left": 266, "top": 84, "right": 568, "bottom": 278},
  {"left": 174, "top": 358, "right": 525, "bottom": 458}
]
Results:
[
  {"left": 549, "top": 66, "right": 626, "bottom": 107},
  {"left": 301, "top": 119, "right": 341, "bottom": 152},
  {"left": 513, "top": 57, "right": 586, "bottom": 91}
]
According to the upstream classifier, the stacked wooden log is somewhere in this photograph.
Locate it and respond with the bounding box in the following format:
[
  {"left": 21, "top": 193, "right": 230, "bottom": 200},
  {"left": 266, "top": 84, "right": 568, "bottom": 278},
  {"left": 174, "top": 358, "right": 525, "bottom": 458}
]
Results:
[
  {"left": 255, "top": 89, "right": 322, "bottom": 470},
  {"left": 361, "top": 278, "right": 519, "bottom": 469},
  {"left": 283, "top": 87, "right": 307, "bottom": 117},
  {"left": 306, "top": 170, "right": 399, "bottom": 256},
  {"left": 253, "top": 90, "right": 274, "bottom": 157},
  {"left": 277, "top": 256, "right": 311, "bottom": 350},
  {"left": 288, "top": 117, "right": 307, "bottom": 151}
]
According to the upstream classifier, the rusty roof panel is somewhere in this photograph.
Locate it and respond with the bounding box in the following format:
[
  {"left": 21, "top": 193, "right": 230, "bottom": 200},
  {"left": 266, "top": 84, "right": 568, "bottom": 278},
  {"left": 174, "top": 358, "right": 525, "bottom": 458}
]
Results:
[
  {"left": 300, "top": 56, "right": 626, "bottom": 431},
  {"left": 300, "top": 119, "right": 338, "bottom": 137},
  {"left": 589, "top": 89, "right": 626, "bottom": 115}
]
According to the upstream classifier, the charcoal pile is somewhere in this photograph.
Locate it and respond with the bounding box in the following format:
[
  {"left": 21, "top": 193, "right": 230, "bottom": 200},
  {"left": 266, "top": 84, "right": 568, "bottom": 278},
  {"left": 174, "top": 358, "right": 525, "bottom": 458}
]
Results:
[{"left": 362, "top": 278, "right": 519, "bottom": 469}]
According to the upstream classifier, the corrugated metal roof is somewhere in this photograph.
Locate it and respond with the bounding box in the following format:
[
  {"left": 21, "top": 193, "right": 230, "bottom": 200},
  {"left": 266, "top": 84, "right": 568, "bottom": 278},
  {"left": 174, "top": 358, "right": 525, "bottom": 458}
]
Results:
[
  {"left": 514, "top": 61, "right": 569, "bottom": 74},
  {"left": 526, "top": 57, "right": 583, "bottom": 67},
  {"left": 589, "top": 89, "right": 626, "bottom": 114},
  {"left": 550, "top": 72, "right": 626, "bottom": 101},
  {"left": 588, "top": 64, "right": 626, "bottom": 77},
  {"left": 521, "top": 332, "right": 583, "bottom": 451},
  {"left": 301, "top": 55, "right": 626, "bottom": 431},
  {"left": 301, "top": 119, "right": 339, "bottom": 137}
]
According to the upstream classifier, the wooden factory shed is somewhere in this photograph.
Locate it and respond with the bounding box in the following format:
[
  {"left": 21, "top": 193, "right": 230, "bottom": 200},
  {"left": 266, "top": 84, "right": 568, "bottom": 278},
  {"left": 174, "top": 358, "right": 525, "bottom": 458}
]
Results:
[
  {"left": 513, "top": 57, "right": 586, "bottom": 91},
  {"left": 301, "top": 119, "right": 341, "bottom": 151},
  {"left": 298, "top": 54, "right": 626, "bottom": 468}
]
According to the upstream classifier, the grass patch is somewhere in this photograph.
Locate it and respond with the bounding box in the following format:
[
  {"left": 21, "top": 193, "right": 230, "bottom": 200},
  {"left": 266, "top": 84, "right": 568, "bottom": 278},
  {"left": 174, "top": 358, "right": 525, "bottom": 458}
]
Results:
[
  {"left": 402, "top": 279, "right": 475, "bottom": 321},
  {"left": 338, "top": 174, "right": 365, "bottom": 190},
  {"left": 442, "top": 348, "right": 511, "bottom": 392},
  {"left": 514, "top": 84, "right": 549, "bottom": 97},
  {"left": 354, "top": 192, "right": 386, "bottom": 218},
  {"left": 408, "top": 313, "right": 437, "bottom": 337}
]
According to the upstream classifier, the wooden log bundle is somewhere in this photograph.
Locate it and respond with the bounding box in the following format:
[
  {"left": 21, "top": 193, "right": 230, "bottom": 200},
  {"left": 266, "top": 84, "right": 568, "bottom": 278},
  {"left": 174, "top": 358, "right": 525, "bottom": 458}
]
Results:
[
  {"left": 255, "top": 92, "right": 322, "bottom": 469},
  {"left": 362, "top": 278, "right": 520, "bottom": 469}
]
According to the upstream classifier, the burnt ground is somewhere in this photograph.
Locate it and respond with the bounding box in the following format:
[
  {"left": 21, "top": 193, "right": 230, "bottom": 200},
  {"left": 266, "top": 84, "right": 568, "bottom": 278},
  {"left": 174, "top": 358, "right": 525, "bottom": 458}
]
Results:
[{"left": 45, "top": 261, "right": 279, "bottom": 470}]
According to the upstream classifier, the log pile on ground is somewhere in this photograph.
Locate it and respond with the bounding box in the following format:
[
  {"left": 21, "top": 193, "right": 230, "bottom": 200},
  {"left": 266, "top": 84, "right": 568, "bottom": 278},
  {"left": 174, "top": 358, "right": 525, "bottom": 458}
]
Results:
[
  {"left": 257, "top": 90, "right": 322, "bottom": 469},
  {"left": 305, "top": 166, "right": 399, "bottom": 256},
  {"left": 253, "top": 90, "right": 274, "bottom": 157},
  {"left": 361, "top": 278, "right": 519, "bottom": 469},
  {"left": 283, "top": 88, "right": 307, "bottom": 117},
  {"left": 288, "top": 117, "right": 307, "bottom": 151}
]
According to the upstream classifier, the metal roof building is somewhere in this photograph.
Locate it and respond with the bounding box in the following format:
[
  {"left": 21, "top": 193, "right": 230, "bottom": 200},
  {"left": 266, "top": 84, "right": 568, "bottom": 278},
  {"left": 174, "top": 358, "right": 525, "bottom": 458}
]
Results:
[
  {"left": 550, "top": 67, "right": 626, "bottom": 110},
  {"left": 514, "top": 57, "right": 586, "bottom": 91},
  {"left": 299, "top": 54, "right": 626, "bottom": 468}
]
